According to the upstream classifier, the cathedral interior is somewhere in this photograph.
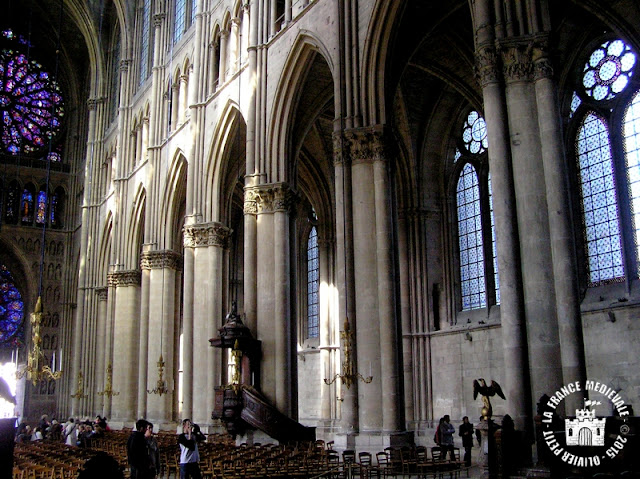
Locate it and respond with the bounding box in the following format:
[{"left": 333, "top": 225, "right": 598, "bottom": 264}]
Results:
[{"left": 0, "top": 0, "right": 639, "bottom": 468}]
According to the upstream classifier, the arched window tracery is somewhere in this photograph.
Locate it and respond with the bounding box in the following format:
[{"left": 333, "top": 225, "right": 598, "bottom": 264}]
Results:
[
  {"left": 307, "top": 225, "right": 319, "bottom": 339},
  {"left": 0, "top": 264, "right": 24, "bottom": 347},
  {"left": 453, "top": 110, "right": 500, "bottom": 312},
  {"left": 571, "top": 38, "right": 639, "bottom": 286}
]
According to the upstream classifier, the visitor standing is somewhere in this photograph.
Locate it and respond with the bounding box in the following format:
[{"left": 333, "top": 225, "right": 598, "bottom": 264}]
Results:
[
  {"left": 440, "top": 415, "right": 456, "bottom": 461},
  {"left": 127, "top": 419, "right": 153, "bottom": 479},
  {"left": 459, "top": 416, "right": 474, "bottom": 467},
  {"left": 178, "top": 419, "right": 203, "bottom": 479}
]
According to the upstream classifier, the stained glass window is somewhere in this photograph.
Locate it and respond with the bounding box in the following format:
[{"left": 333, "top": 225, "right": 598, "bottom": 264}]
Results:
[
  {"left": 36, "top": 190, "right": 47, "bottom": 225},
  {"left": 576, "top": 112, "right": 624, "bottom": 285},
  {"left": 191, "top": 0, "right": 197, "bottom": 24},
  {"left": 5, "top": 181, "right": 19, "bottom": 223},
  {"left": 623, "top": 91, "right": 640, "bottom": 269},
  {"left": 488, "top": 173, "right": 500, "bottom": 304},
  {"left": 462, "top": 111, "right": 488, "bottom": 155},
  {"left": 570, "top": 91, "right": 582, "bottom": 118},
  {"left": 457, "top": 163, "right": 486, "bottom": 310},
  {"left": 0, "top": 48, "right": 64, "bottom": 155},
  {"left": 21, "top": 187, "right": 34, "bottom": 224},
  {"left": 109, "top": 40, "right": 121, "bottom": 122},
  {"left": 582, "top": 39, "right": 636, "bottom": 101},
  {"left": 0, "top": 264, "right": 24, "bottom": 346},
  {"left": 50, "top": 190, "right": 58, "bottom": 227},
  {"left": 174, "top": 0, "right": 187, "bottom": 43},
  {"left": 139, "top": 0, "right": 151, "bottom": 85},
  {"left": 307, "top": 226, "right": 319, "bottom": 338}
]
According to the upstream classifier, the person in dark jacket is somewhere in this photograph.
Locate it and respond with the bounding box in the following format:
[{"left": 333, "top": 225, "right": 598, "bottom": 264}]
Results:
[
  {"left": 127, "top": 419, "right": 153, "bottom": 479},
  {"left": 459, "top": 416, "right": 474, "bottom": 467}
]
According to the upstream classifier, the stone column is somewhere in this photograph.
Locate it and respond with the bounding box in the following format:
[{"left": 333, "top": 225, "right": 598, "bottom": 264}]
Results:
[
  {"left": 109, "top": 270, "right": 142, "bottom": 426},
  {"left": 246, "top": 184, "right": 294, "bottom": 414},
  {"left": 332, "top": 134, "right": 358, "bottom": 437},
  {"left": 137, "top": 257, "right": 152, "bottom": 419},
  {"left": 95, "top": 287, "right": 108, "bottom": 410},
  {"left": 103, "top": 276, "right": 117, "bottom": 420},
  {"left": 284, "top": 0, "right": 292, "bottom": 24},
  {"left": 475, "top": 42, "right": 530, "bottom": 432},
  {"left": 171, "top": 81, "right": 180, "bottom": 130},
  {"left": 219, "top": 30, "right": 229, "bottom": 84},
  {"left": 533, "top": 42, "right": 585, "bottom": 412},
  {"left": 273, "top": 185, "right": 295, "bottom": 416},
  {"left": 243, "top": 187, "right": 259, "bottom": 335},
  {"left": 181, "top": 74, "right": 190, "bottom": 123},
  {"left": 184, "top": 223, "right": 231, "bottom": 424},
  {"left": 181, "top": 233, "right": 196, "bottom": 421},
  {"left": 348, "top": 129, "right": 382, "bottom": 433},
  {"left": 142, "top": 118, "right": 149, "bottom": 162},
  {"left": 318, "top": 236, "right": 333, "bottom": 420},
  {"left": 371, "top": 129, "right": 402, "bottom": 432},
  {"left": 241, "top": 3, "right": 250, "bottom": 63},
  {"left": 501, "top": 39, "right": 563, "bottom": 408},
  {"left": 397, "top": 209, "right": 414, "bottom": 426},
  {"left": 231, "top": 17, "right": 240, "bottom": 73},
  {"left": 142, "top": 251, "right": 181, "bottom": 425}
]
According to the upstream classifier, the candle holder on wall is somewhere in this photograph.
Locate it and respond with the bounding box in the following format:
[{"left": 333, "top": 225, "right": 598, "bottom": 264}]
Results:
[
  {"left": 323, "top": 318, "right": 372, "bottom": 389},
  {"left": 97, "top": 363, "right": 119, "bottom": 397},
  {"left": 70, "top": 371, "right": 88, "bottom": 399}
]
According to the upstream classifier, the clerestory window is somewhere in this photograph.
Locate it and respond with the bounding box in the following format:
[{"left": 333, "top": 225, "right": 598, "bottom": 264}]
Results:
[
  {"left": 570, "top": 38, "right": 639, "bottom": 286},
  {"left": 453, "top": 111, "right": 500, "bottom": 311}
]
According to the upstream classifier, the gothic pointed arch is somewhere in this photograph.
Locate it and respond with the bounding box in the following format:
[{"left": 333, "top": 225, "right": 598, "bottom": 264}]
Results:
[
  {"left": 161, "top": 153, "right": 188, "bottom": 251},
  {"left": 269, "top": 32, "right": 335, "bottom": 184},
  {"left": 361, "top": 0, "right": 405, "bottom": 125},
  {"left": 204, "top": 100, "right": 245, "bottom": 224},
  {"left": 126, "top": 185, "right": 146, "bottom": 269},
  {"left": 98, "top": 211, "right": 113, "bottom": 283}
]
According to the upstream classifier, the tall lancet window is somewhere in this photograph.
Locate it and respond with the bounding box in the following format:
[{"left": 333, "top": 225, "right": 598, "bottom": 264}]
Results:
[
  {"left": 453, "top": 110, "right": 499, "bottom": 311},
  {"left": 174, "top": 0, "right": 187, "bottom": 43},
  {"left": 307, "top": 225, "right": 319, "bottom": 338},
  {"left": 138, "top": 0, "right": 152, "bottom": 85},
  {"left": 570, "top": 38, "right": 638, "bottom": 286}
]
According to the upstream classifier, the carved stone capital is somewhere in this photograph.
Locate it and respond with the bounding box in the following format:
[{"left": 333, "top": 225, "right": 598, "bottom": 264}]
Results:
[
  {"left": 500, "top": 41, "right": 534, "bottom": 83},
  {"left": 244, "top": 183, "right": 296, "bottom": 215},
  {"left": 532, "top": 40, "right": 554, "bottom": 81},
  {"left": 475, "top": 45, "right": 500, "bottom": 87},
  {"left": 153, "top": 13, "right": 166, "bottom": 28},
  {"left": 96, "top": 287, "right": 108, "bottom": 301},
  {"left": 140, "top": 250, "right": 182, "bottom": 270},
  {"left": 333, "top": 126, "right": 391, "bottom": 165},
  {"left": 107, "top": 270, "right": 142, "bottom": 287},
  {"left": 119, "top": 59, "right": 132, "bottom": 72},
  {"left": 183, "top": 222, "right": 232, "bottom": 248},
  {"left": 87, "top": 97, "right": 105, "bottom": 110}
]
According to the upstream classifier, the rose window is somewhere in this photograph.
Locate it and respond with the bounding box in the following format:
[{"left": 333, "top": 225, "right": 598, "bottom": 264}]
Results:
[
  {"left": 0, "top": 49, "right": 64, "bottom": 155},
  {"left": 582, "top": 39, "right": 636, "bottom": 101}
]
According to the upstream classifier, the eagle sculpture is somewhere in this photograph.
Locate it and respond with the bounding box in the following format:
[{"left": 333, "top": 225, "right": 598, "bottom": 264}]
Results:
[{"left": 473, "top": 378, "right": 505, "bottom": 420}]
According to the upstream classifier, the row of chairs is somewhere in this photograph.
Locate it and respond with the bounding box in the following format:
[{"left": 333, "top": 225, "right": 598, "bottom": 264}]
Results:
[{"left": 13, "top": 432, "right": 467, "bottom": 479}]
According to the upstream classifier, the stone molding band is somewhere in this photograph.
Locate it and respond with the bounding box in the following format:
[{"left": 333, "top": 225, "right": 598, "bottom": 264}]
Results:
[
  {"left": 140, "top": 250, "right": 183, "bottom": 270},
  {"left": 244, "top": 183, "right": 296, "bottom": 215},
  {"left": 95, "top": 287, "right": 108, "bottom": 301},
  {"left": 332, "top": 126, "right": 391, "bottom": 165},
  {"left": 107, "top": 270, "right": 142, "bottom": 287},
  {"left": 183, "top": 222, "right": 232, "bottom": 248},
  {"left": 475, "top": 36, "right": 554, "bottom": 87}
]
